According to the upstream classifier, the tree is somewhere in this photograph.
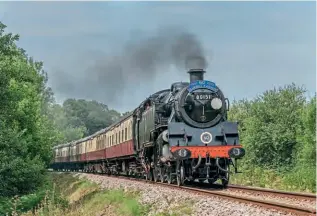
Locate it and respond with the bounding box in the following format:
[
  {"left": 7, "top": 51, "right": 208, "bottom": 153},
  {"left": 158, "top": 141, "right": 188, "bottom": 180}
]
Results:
[
  {"left": 296, "top": 95, "right": 316, "bottom": 166},
  {"left": 229, "top": 84, "right": 307, "bottom": 169},
  {"left": 62, "top": 99, "right": 121, "bottom": 135},
  {"left": 0, "top": 22, "right": 58, "bottom": 197},
  {"left": 47, "top": 104, "right": 87, "bottom": 143}
]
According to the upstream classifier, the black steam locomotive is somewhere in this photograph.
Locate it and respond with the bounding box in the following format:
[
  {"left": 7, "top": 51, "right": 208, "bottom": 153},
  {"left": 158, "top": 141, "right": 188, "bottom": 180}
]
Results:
[{"left": 51, "top": 68, "right": 245, "bottom": 187}]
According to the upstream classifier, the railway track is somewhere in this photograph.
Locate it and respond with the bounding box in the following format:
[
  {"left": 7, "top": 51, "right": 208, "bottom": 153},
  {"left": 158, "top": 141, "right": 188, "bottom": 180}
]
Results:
[
  {"left": 159, "top": 183, "right": 316, "bottom": 216},
  {"left": 59, "top": 171, "right": 317, "bottom": 216},
  {"left": 227, "top": 184, "right": 316, "bottom": 201}
]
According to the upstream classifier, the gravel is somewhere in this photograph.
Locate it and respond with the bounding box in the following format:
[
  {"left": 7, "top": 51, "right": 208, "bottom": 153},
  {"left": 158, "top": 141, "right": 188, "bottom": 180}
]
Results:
[{"left": 75, "top": 173, "right": 297, "bottom": 216}]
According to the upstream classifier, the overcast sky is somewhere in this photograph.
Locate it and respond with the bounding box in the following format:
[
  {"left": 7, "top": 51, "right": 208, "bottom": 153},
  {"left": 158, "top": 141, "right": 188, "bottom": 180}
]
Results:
[{"left": 0, "top": 1, "right": 315, "bottom": 113}]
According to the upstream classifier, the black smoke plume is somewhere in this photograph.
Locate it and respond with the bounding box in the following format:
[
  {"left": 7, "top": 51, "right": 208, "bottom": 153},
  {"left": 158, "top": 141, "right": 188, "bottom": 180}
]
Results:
[{"left": 52, "top": 26, "right": 208, "bottom": 108}]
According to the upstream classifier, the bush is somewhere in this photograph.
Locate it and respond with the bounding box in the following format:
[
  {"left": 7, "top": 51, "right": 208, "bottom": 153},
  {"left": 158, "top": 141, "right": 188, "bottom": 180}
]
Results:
[{"left": 229, "top": 85, "right": 316, "bottom": 192}]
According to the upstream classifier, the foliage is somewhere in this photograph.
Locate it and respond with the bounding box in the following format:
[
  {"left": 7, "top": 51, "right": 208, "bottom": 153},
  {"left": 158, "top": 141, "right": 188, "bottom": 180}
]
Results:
[
  {"left": 229, "top": 84, "right": 316, "bottom": 192},
  {"left": 47, "top": 104, "right": 87, "bottom": 143},
  {"left": 0, "top": 21, "right": 60, "bottom": 199},
  {"left": 19, "top": 173, "right": 148, "bottom": 216},
  {"left": 47, "top": 99, "right": 122, "bottom": 144},
  {"left": 295, "top": 96, "right": 316, "bottom": 166},
  {"left": 62, "top": 99, "right": 121, "bottom": 136},
  {"left": 0, "top": 172, "right": 68, "bottom": 215},
  {"left": 0, "top": 21, "right": 124, "bottom": 215}
]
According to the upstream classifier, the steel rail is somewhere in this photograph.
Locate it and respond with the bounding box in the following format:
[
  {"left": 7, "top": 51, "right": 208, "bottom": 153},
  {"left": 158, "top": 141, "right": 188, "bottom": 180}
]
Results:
[{"left": 227, "top": 184, "right": 316, "bottom": 201}]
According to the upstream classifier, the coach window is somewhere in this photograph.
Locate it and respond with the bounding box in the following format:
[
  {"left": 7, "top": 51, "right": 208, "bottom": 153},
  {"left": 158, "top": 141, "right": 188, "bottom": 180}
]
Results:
[
  {"left": 129, "top": 123, "right": 131, "bottom": 139},
  {"left": 120, "top": 130, "right": 121, "bottom": 142},
  {"left": 122, "top": 129, "right": 127, "bottom": 142},
  {"left": 125, "top": 128, "right": 127, "bottom": 140},
  {"left": 103, "top": 135, "right": 106, "bottom": 148},
  {"left": 104, "top": 135, "right": 106, "bottom": 148},
  {"left": 119, "top": 131, "right": 121, "bottom": 144},
  {"left": 120, "top": 130, "right": 122, "bottom": 142}
]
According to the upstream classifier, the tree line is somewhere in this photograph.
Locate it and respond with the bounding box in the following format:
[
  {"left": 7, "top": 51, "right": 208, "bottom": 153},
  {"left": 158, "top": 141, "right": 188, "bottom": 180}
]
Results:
[
  {"left": 0, "top": 21, "right": 315, "bottom": 214},
  {"left": 0, "top": 22, "right": 123, "bottom": 214}
]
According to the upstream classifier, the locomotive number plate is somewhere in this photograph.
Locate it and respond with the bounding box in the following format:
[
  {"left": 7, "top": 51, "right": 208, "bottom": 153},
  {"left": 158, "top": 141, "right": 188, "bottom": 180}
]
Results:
[{"left": 195, "top": 93, "right": 213, "bottom": 100}]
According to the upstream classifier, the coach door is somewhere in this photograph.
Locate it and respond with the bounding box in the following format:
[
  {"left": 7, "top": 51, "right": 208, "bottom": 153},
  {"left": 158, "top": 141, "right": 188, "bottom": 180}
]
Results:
[{"left": 135, "top": 110, "right": 142, "bottom": 151}]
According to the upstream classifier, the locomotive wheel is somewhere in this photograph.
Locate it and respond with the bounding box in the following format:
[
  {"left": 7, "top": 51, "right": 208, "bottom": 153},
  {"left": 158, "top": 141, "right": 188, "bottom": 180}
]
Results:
[
  {"left": 153, "top": 167, "right": 159, "bottom": 182},
  {"left": 146, "top": 169, "right": 153, "bottom": 181},
  {"left": 221, "top": 164, "right": 230, "bottom": 188},
  {"left": 166, "top": 168, "right": 172, "bottom": 184},
  {"left": 159, "top": 167, "right": 165, "bottom": 183},
  {"left": 176, "top": 166, "right": 185, "bottom": 186},
  {"left": 208, "top": 179, "right": 217, "bottom": 184}
]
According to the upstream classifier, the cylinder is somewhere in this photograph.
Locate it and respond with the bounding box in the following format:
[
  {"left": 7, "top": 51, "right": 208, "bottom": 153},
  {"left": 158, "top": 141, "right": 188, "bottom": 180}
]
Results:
[{"left": 188, "top": 69, "right": 206, "bottom": 83}]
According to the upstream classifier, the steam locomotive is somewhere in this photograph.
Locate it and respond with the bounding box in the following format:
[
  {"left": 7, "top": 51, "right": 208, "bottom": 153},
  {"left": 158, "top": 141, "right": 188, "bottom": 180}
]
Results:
[{"left": 51, "top": 68, "right": 245, "bottom": 187}]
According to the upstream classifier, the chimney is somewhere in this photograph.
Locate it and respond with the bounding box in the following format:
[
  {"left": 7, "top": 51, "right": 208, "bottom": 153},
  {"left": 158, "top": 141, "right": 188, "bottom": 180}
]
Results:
[{"left": 188, "top": 69, "right": 206, "bottom": 83}]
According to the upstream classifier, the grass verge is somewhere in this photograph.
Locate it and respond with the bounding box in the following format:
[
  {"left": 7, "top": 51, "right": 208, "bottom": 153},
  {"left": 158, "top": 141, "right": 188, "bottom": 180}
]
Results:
[
  {"left": 19, "top": 173, "right": 149, "bottom": 216},
  {"left": 230, "top": 165, "right": 316, "bottom": 193}
]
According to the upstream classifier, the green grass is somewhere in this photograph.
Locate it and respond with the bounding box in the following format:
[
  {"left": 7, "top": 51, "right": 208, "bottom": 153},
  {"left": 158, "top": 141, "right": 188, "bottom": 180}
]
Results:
[
  {"left": 19, "top": 173, "right": 149, "bottom": 216},
  {"left": 230, "top": 165, "right": 316, "bottom": 193}
]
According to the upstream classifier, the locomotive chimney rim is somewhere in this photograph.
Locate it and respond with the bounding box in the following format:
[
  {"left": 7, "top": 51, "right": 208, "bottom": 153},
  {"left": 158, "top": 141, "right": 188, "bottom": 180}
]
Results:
[{"left": 188, "top": 69, "right": 206, "bottom": 83}]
